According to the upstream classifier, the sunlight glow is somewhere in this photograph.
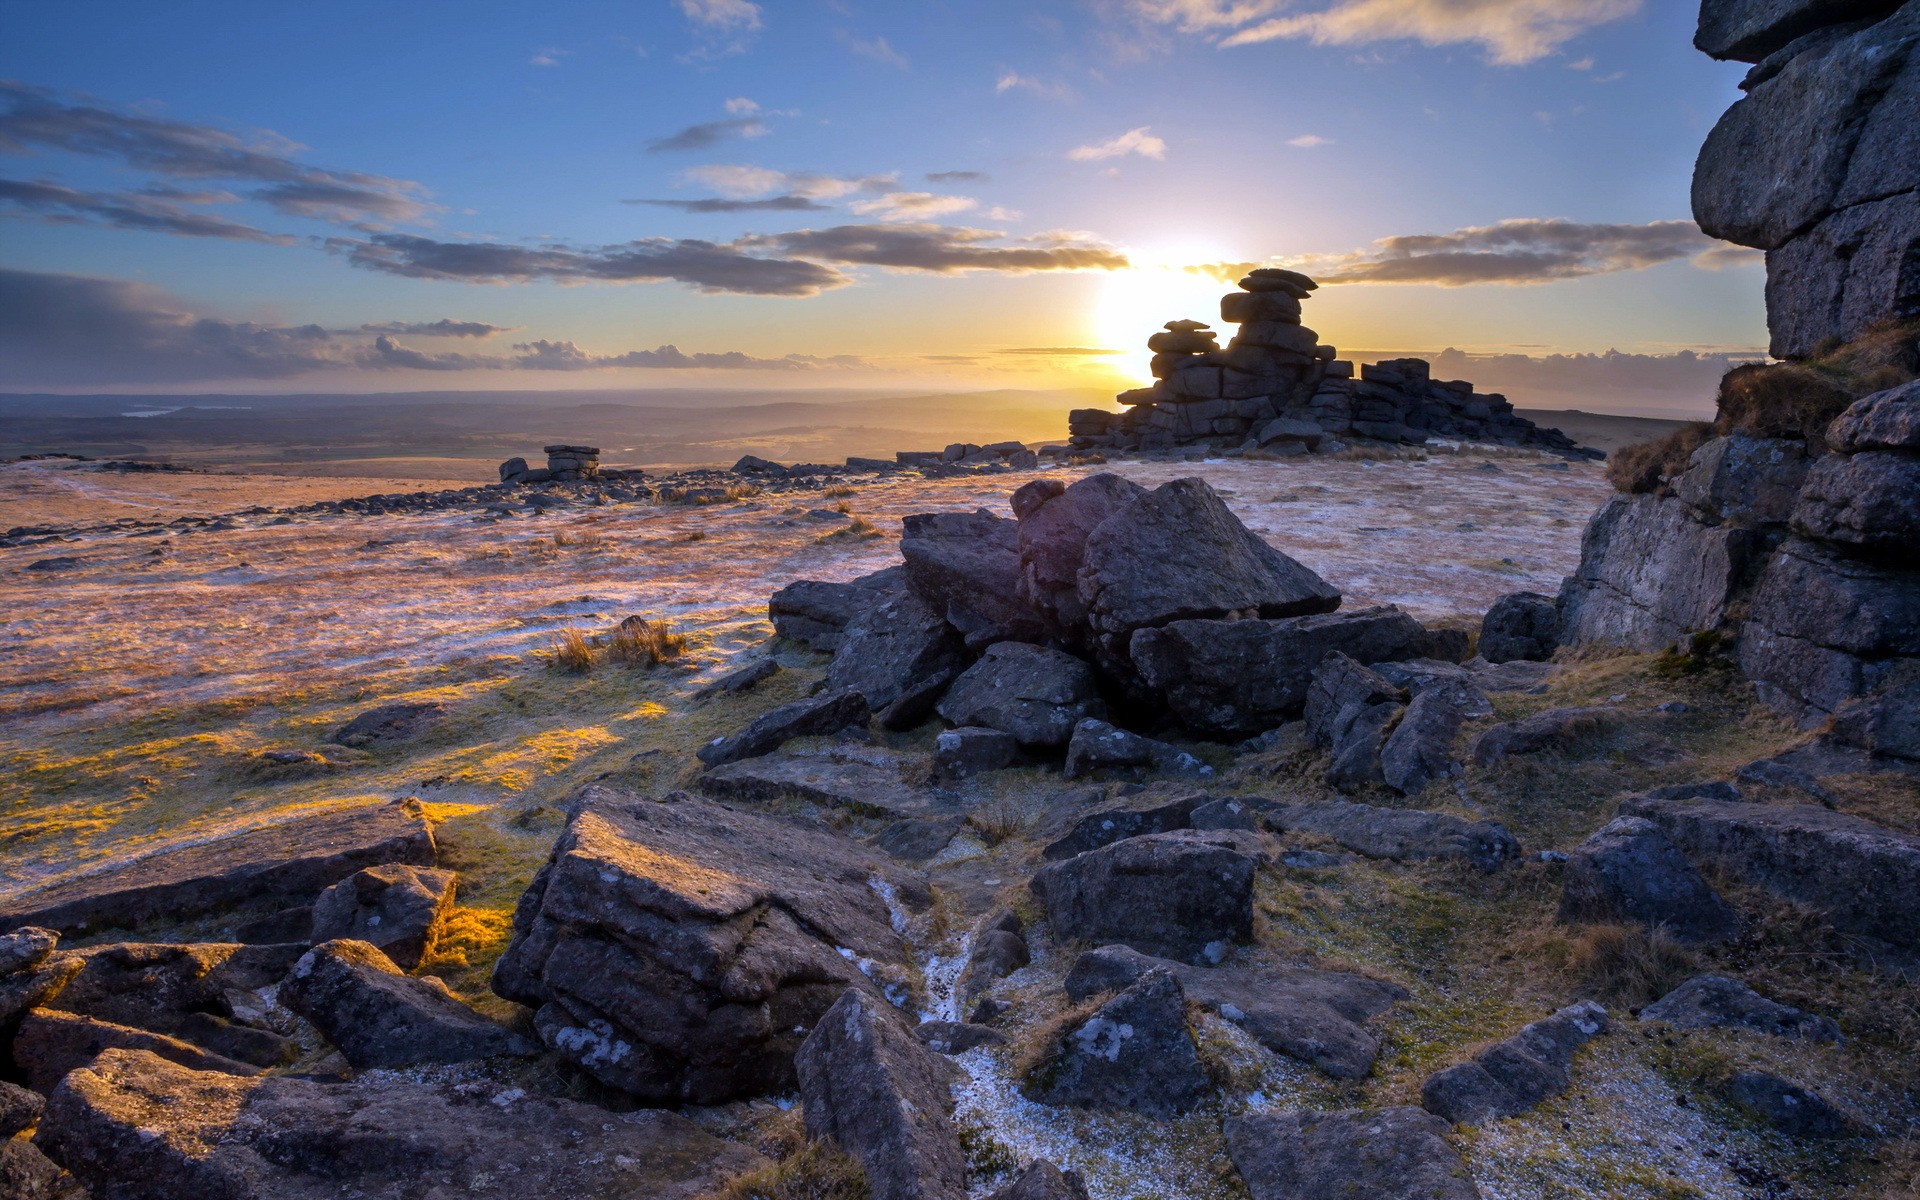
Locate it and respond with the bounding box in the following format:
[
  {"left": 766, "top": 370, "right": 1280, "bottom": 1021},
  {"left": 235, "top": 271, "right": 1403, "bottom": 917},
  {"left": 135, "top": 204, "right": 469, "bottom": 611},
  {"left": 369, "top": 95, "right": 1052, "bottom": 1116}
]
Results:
[{"left": 1091, "top": 247, "right": 1240, "bottom": 383}]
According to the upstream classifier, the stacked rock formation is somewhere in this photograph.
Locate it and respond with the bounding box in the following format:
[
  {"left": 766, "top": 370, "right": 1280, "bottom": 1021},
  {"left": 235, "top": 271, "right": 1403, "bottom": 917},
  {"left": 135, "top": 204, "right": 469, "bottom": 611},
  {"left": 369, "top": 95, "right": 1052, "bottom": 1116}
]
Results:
[
  {"left": 1067, "top": 269, "right": 1596, "bottom": 459},
  {"left": 498, "top": 444, "right": 603, "bottom": 484},
  {"left": 1692, "top": 0, "right": 1919, "bottom": 359}
]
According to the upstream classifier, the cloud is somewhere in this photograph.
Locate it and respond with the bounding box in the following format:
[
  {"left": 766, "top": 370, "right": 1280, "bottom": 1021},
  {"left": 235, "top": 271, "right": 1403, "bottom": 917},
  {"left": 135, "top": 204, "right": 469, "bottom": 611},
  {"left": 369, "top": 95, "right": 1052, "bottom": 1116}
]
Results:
[
  {"left": 628, "top": 194, "right": 832, "bottom": 213},
  {"left": 723, "top": 96, "right": 761, "bottom": 114},
  {"left": 995, "top": 71, "right": 1075, "bottom": 100},
  {"left": 0, "top": 177, "right": 295, "bottom": 243},
  {"left": 1127, "top": 0, "right": 1639, "bottom": 64},
  {"left": 359, "top": 319, "right": 511, "bottom": 338},
  {"left": 1189, "top": 218, "right": 1762, "bottom": 287},
  {"left": 330, "top": 233, "right": 850, "bottom": 296},
  {"left": 530, "top": 47, "right": 566, "bottom": 66},
  {"left": 844, "top": 35, "right": 909, "bottom": 67},
  {"left": 0, "top": 268, "right": 838, "bottom": 384},
  {"left": 0, "top": 81, "right": 432, "bottom": 226},
  {"left": 646, "top": 117, "right": 770, "bottom": 153},
  {"left": 848, "top": 191, "right": 978, "bottom": 220},
  {"left": 927, "top": 170, "right": 987, "bottom": 183},
  {"left": 684, "top": 164, "right": 895, "bottom": 200},
  {"left": 678, "top": 0, "right": 762, "bottom": 32},
  {"left": 1287, "top": 134, "right": 1334, "bottom": 147},
  {"left": 1068, "top": 126, "right": 1166, "bottom": 161},
  {"left": 752, "top": 223, "right": 1129, "bottom": 274},
  {"left": 996, "top": 346, "right": 1125, "bottom": 356}
]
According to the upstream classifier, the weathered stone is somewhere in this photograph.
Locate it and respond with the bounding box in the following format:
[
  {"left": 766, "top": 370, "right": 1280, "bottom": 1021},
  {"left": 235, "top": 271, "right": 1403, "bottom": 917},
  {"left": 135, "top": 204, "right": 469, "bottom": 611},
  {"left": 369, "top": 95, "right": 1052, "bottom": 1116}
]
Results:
[
  {"left": 1641, "top": 974, "right": 1842, "bottom": 1041},
  {"left": 1557, "top": 495, "right": 1758, "bottom": 651},
  {"left": 1190, "top": 796, "right": 1262, "bottom": 831},
  {"left": 913, "top": 1021, "right": 1006, "bottom": 1055},
  {"left": 1264, "top": 800, "right": 1519, "bottom": 871},
  {"left": 936, "top": 643, "right": 1104, "bottom": 748},
  {"left": 699, "top": 746, "right": 946, "bottom": 818},
  {"left": 0, "top": 926, "right": 58, "bottom": 976},
  {"left": 0, "top": 957, "right": 82, "bottom": 1028},
  {"left": 1013, "top": 473, "right": 1148, "bottom": 639},
  {"left": 1025, "top": 969, "right": 1210, "bottom": 1117},
  {"left": 1256, "top": 417, "right": 1324, "bottom": 447},
  {"left": 1029, "top": 830, "right": 1256, "bottom": 963},
  {"left": 1739, "top": 538, "right": 1920, "bottom": 717},
  {"left": 958, "top": 928, "right": 1031, "bottom": 1004},
  {"left": 308, "top": 864, "right": 454, "bottom": 971},
  {"left": 1764, "top": 190, "right": 1920, "bottom": 359},
  {"left": 1724, "top": 1071, "right": 1872, "bottom": 1138},
  {"left": 1419, "top": 1001, "right": 1609, "bottom": 1125},
  {"left": 0, "top": 1138, "right": 71, "bottom": 1200},
  {"left": 795, "top": 988, "right": 966, "bottom": 1200},
  {"left": 1064, "top": 944, "right": 1405, "bottom": 1080},
  {"left": 869, "top": 816, "right": 966, "bottom": 863},
  {"left": 282, "top": 940, "right": 515, "bottom": 1069},
  {"left": 1478, "top": 592, "right": 1561, "bottom": 663},
  {"left": 769, "top": 566, "right": 907, "bottom": 652},
  {"left": 1827, "top": 680, "right": 1920, "bottom": 761},
  {"left": 1674, "top": 435, "right": 1810, "bottom": 526},
  {"left": 0, "top": 1080, "right": 42, "bottom": 1138},
  {"left": 829, "top": 589, "right": 966, "bottom": 727},
  {"left": 1041, "top": 794, "right": 1208, "bottom": 860},
  {"left": 900, "top": 509, "right": 1043, "bottom": 646},
  {"left": 1826, "top": 379, "right": 1920, "bottom": 453},
  {"left": 0, "top": 800, "right": 436, "bottom": 937},
  {"left": 1469, "top": 706, "right": 1617, "bottom": 767},
  {"left": 696, "top": 688, "right": 870, "bottom": 767},
  {"left": 691, "top": 656, "right": 780, "bottom": 703},
  {"left": 1558, "top": 817, "right": 1741, "bottom": 943},
  {"left": 1380, "top": 682, "right": 1474, "bottom": 796},
  {"left": 1061, "top": 719, "right": 1210, "bottom": 780},
  {"left": 328, "top": 701, "right": 445, "bottom": 748},
  {"left": 34, "top": 1048, "right": 764, "bottom": 1200},
  {"left": 1131, "top": 607, "right": 1428, "bottom": 738},
  {"left": 1791, "top": 449, "right": 1920, "bottom": 553},
  {"left": 985, "top": 1161, "right": 1091, "bottom": 1200},
  {"left": 1221, "top": 291, "right": 1309, "bottom": 325},
  {"left": 1225, "top": 1107, "right": 1481, "bottom": 1200},
  {"left": 41, "top": 942, "right": 301, "bottom": 1068},
  {"left": 933, "top": 727, "right": 1020, "bottom": 779},
  {"left": 1696, "top": 0, "right": 1901, "bottom": 61},
  {"left": 492, "top": 788, "right": 927, "bottom": 1103},
  {"left": 1241, "top": 267, "right": 1318, "bottom": 293},
  {"left": 14, "top": 1009, "right": 262, "bottom": 1094},
  {"left": 1619, "top": 789, "right": 1920, "bottom": 951}
]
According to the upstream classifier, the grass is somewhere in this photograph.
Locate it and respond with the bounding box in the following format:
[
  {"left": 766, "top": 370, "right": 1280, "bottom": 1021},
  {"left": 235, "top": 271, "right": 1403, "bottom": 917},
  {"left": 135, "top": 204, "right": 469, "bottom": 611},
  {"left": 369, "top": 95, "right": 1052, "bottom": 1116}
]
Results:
[
  {"left": 547, "top": 627, "right": 596, "bottom": 674},
  {"left": 816, "top": 515, "right": 883, "bottom": 542},
  {"left": 1513, "top": 921, "right": 1701, "bottom": 1006},
  {"left": 696, "top": 1142, "right": 869, "bottom": 1200},
  {"left": 822, "top": 484, "right": 858, "bottom": 498},
  {"left": 608, "top": 616, "right": 690, "bottom": 667}
]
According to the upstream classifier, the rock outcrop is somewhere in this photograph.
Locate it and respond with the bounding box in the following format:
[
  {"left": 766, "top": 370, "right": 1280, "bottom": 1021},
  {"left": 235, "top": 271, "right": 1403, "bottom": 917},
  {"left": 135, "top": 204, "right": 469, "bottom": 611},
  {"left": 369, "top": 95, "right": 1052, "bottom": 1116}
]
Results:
[
  {"left": 1029, "top": 830, "right": 1258, "bottom": 963},
  {"left": 1419, "top": 1002, "right": 1610, "bottom": 1125},
  {"left": 1225, "top": 1107, "right": 1482, "bottom": 1200},
  {"left": 1024, "top": 968, "right": 1211, "bottom": 1116}
]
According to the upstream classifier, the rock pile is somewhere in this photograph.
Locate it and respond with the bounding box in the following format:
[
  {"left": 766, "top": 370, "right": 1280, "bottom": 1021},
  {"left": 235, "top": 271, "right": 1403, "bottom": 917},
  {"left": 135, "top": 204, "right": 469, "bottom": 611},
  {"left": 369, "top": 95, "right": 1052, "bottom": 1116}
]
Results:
[
  {"left": 499, "top": 444, "right": 603, "bottom": 484},
  {"left": 1692, "top": 0, "right": 1920, "bottom": 358},
  {"left": 1066, "top": 268, "right": 1596, "bottom": 459}
]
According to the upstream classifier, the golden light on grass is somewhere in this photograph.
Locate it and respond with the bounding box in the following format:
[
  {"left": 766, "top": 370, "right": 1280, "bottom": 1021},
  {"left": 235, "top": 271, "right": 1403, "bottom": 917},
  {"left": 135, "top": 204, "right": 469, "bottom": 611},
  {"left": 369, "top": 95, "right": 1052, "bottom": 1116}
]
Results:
[
  {"left": 548, "top": 627, "right": 596, "bottom": 674},
  {"left": 609, "top": 616, "right": 689, "bottom": 666}
]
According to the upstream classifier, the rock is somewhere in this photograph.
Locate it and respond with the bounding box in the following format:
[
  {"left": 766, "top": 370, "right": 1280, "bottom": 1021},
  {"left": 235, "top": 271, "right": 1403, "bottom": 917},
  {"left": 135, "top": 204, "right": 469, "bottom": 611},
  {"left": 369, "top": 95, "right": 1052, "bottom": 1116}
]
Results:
[
  {"left": 13, "top": 1009, "right": 262, "bottom": 1094},
  {"left": 1190, "top": 796, "right": 1262, "bottom": 831},
  {"left": 1618, "top": 788, "right": 1920, "bottom": 953},
  {"left": 1419, "top": 1001, "right": 1609, "bottom": 1125},
  {"left": 492, "top": 788, "right": 927, "bottom": 1103},
  {"left": 1241, "top": 267, "right": 1318, "bottom": 293},
  {"left": 1225, "top": 1107, "right": 1481, "bottom": 1200},
  {"left": 1558, "top": 816, "right": 1741, "bottom": 943},
  {"left": 795, "top": 988, "right": 966, "bottom": 1200},
  {"left": 1041, "top": 794, "right": 1208, "bottom": 860},
  {"left": 1469, "top": 706, "right": 1616, "bottom": 767},
  {"left": 1305, "top": 654, "right": 1403, "bottom": 747},
  {"left": 828, "top": 589, "right": 967, "bottom": 728},
  {"left": 869, "top": 816, "right": 966, "bottom": 862},
  {"left": 696, "top": 687, "right": 870, "bottom": 767},
  {"left": 985, "top": 1161, "right": 1091, "bottom": 1200},
  {"left": 933, "top": 727, "right": 1020, "bottom": 779},
  {"left": 1724, "top": 1070, "right": 1872, "bottom": 1138},
  {"left": 1264, "top": 800, "right": 1520, "bottom": 871},
  {"left": 899, "top": 509, "right": 1043, "bottom": 647},
  {"left": 1556, "top": 495, "right": 1758, "bottom": 651},
  {"left": 1826, "top": 379, "right": 1920, "bottom": 453},
  {"left": 1029, "top": 829, "right": 1257, "bottom": 963},
  {"left": 1064, "top": 944, "right": 1405, "bottom": 1080},
  {"left": 0, "top": 926, "right": 58, "bottom": 976},
  {"left": 1221, "top": 291, "right": 1311, "bottom": 325},
  {"left": 1061, "top": 719, "right": 1210, "bottom": 780},
  {"left": 1025, "top": 968, "right": 1210, "bottom": 1116},
  {"left": 40, "top": 942, "right": 302, "bottom": 1067},
  {"left": 699, "top": 746, "right": 946, "bottom": 818},
  {"left": 913, "top": 1021, "right": 1006, "bottom": 1055},
  {"left": 1791, "top": 450, "right": 1920, "bottom": 553},
  {"left": 0, "top": 799, "right": 436, "bottom": 936},
  {"left": 281, "top": 940, "right": 516, "bottom": 1069},
  {"left": 1013, "top": 474, "right": 1148, "bottom": 640},
  {"left": 1, "top": 1080, "right": 42, "bottom": 1137},
  {"left": 308, "top": 864, "right": 454, "bottom": 971},
  {"left": 1764, "top": 190, "right": 1920, "bottom": 360},
  {"left": 1673, "top": 435, "right": 1809, "bottom": 526},
  {"left": 1077, "top": 477, "right": 1340, "bottom": 678},
  {"left": 769, "top": 566, "right": 907, "bottom": 651},
  {"left": 34, "top": 1047, "right": 764, "bottom": 1199},
  {"left": 0, "top": 1139, "right": 71, "bottom": 1200},
  {"left": 732, "top": 454, "right": 788, "bottom": 474},
  {"left": 327, "top": 700, "right": 446, "bottom": 747},
  {"left": 1256, "top": 417, "right": 1324, "bottom": 447},
  {"left": 691, "top": 657, "right": 780, "bottom": 703},
  {"left": 1738, "top": 537, "right": 1920, "bottom": 719},
  {"left": 0, "top": 958, "right": 83, "bottom": 1028},
  {"left": 1379, "top": 682, "right": 1473, "bottom": 796},
  {"left": 1827, "top": 680, "right": 1920, "bottom": 761},
  {"left": 1131, "top": 607, "right": 1429, "bottom": 738},
  {"left": 935, "top": 643, "right": 1104, "bottom": 749},
  {"left": 1641, "top": 975, "right": 1842, "bottom": 1041},
  {"left": 1478, "top": 592, "right": 1561, "bottom": 663},
  {"left": 958, "top": 929, "right": 1030, "bottom": 1002},
  {"left": 1696, "top": 0, "right": 1898, "bottom": 60}
]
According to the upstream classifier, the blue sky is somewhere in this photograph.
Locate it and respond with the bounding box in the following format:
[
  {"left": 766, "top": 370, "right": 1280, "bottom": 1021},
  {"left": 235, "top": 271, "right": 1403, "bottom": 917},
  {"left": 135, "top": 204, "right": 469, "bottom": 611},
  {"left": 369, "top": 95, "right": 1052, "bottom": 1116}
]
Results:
[{"left": 0, "top": 0, "right": 1764, "bottom": 397}]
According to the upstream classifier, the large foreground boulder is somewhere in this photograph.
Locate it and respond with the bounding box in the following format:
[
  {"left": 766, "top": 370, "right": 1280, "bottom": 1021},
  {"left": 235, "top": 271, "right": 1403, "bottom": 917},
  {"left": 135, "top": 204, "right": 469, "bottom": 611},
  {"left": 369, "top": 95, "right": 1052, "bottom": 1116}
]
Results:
[
  {"left": 1420, "top": 1001, "right": 1609, "bottom": 1125},
  {"left": 1029, "top": 830, "right": 1257, "bottom": 963},
  {"left": 492, "top": 787, "right": 928, "bottom": 1102},
  {"left": 829, "top": 590, "right": 967, "bottom": 728},
  {"left": 308, "top": 864, "right": 454, "bottom": 971},
  {"left": 1558, "top": 816, "right": 1741, "bottom": 943},
  {"left": 1737, "top": 538, "right": 1920, "bottom": 720},
  {"left": 34, "top": 1048, "right": 764, "bottom": 1200},
  {"left": 1225, "top": 1107, "right": 1482, "bottom": 1200},
  {"left": 37, "top": 941, "right": 302, "bottom": 1068},
  {"left": 13, "top": 1010, "right": 262, "bottom": 1094},
  {"left": 1012, "top": 473, "right": 1147, "bottom": 639},
  {"left": 0, "top": 800, "right": 436, "bottom": 936},
  {"left": 281, "top": 939, "right": 517, "bottom": 1069},
  {"left": 770, "top": 566, "right": 907, "bottom": 651},
  {"left": 1556, "top": 494, "right": 1758, "bottom": 652},
  {"left": 1024, "top": 968, "right": 1210, "bottom": 1116},
  {"left": 899, "top": 509, "right": 1042, "bottom": 647},
  {"left": 935, "top": 643, "right": 1104, "bottom": 748}
]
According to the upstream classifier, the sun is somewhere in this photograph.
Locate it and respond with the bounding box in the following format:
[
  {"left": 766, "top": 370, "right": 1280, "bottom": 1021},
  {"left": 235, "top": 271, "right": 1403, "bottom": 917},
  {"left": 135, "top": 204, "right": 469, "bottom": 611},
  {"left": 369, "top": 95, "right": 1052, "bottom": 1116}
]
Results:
[{"left": 1090, "top": 246, "right": 1241, "bottom": 385}]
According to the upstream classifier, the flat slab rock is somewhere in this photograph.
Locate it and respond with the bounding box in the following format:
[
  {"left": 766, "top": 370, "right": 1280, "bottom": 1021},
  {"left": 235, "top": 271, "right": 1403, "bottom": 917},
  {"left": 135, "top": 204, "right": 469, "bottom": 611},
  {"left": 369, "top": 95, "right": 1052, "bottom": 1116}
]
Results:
[
  {"left": 282, "top": 939, "right": 518, "bottom": 1069},
  {"left": 34, "top": 1047, "right": 765, "bottom": 1200},
  {"left": 492, "top": 786, "right": 930, "bottom": 1103},
  {"left": 698, "top": 746, "right": 953, "bottom": 818},
  {"left": 1640, "top": 975, "right": 1842, "bottom": 1042},
  {"left": 1420, "top": 1001, "right": 1609, "bottom": 1125},
  {"left": 1263, "top": 800, "right": 1520, "bottom": 871},
  {"left": 0, "top": 799, "right": 436, "bottom": 936},
  {"left": 1030, "top": 829, "right": 1259, "bottom": 964},
  {"left": 1225, "top": 1106, "right": 1482, "bottom": 1200},
  {"left": 1065, "top": 944, "right": 1406, "bottom": 1080}
]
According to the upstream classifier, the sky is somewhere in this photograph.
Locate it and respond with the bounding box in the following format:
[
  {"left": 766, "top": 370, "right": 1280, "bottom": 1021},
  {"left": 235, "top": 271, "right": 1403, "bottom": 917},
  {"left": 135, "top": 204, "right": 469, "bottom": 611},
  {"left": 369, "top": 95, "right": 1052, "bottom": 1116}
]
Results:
[{"left": 0, "top": 0, "right": 1765, "bottom": 407}]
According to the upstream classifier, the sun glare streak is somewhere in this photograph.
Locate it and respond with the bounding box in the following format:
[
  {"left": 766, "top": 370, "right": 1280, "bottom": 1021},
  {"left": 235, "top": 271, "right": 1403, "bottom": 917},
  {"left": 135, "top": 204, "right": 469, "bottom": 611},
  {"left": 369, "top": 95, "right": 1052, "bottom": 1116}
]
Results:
[{"left": 1092, "top": 248, "right": 1238, "bottom": 385}]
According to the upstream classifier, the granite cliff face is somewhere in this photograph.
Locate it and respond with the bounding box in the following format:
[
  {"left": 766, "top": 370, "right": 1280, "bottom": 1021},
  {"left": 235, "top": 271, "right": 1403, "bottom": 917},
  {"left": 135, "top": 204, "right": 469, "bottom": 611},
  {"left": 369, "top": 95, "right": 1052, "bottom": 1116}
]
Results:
[{"left": 1692, "top": 0, "right": 1920, "bottom": 358}]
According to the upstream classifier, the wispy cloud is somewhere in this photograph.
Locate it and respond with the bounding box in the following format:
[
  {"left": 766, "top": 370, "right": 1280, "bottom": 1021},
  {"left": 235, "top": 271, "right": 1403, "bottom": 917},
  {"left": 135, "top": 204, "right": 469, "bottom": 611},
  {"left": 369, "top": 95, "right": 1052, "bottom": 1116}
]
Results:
[
  {"left": 1129, "top": 0, "right": 1640, "bottom": 65},
  {"left": 678, "top": 0, "right": 762, "bottom": 32},
  {"left": 995, "top": 71, "right": 1076, "bottom": 100},
  {"left": 0, "top": 177, "right": 295, "bottom": 243},
  {"left": 359, "top": 319, "right": 512, "bottom": 338},
  {"left": 848, "top": 191, "right": 978, "bottom": 220},
  {"left": 530, "top": 47, "right": 566, "bottom": 67},
  {"left": 684, "top": 164, "right": 896, "bottom": 199},
  {"left": 927, "top": 170, "right": 987, "bottom": 183},
  {"left": 646, "top": 116, "right": 771, "bottom": 153},
  {"left": 1189, "top": 218, "right": 1760, "bottom": 287},
  {"left": 723, "top": 96, "right": 761, "bottom": 115},
  {"left": 751, "top": 224, "right": 1129, "bottom": 274},
  {"left": 329, "top": 232, "right": 850, "bottom": 296},
  {"left": 1068, "top": 126, "right": 1166, "bottom": 161},
  {"left": 628, "top": 194, "right": 832, "bottom": 213},
  {"left": 996, "top": 346, "right": 1125, "bottom": 356},
  {"left": 1286, "top": 134, "right": 1334, "bottom": 147},
  {"left": 844, "top": 34, "right": 909, "bottom": 68}
]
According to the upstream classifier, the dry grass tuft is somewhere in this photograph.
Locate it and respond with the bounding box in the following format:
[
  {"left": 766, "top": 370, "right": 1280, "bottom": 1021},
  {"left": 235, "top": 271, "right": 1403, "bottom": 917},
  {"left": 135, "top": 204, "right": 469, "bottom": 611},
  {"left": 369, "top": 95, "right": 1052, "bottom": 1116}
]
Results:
[
  {"left": 817, "top": 515, "right": 883, "bottom": 543},
  {"left": 549, "top": 529, "right": 606, "bottom": 549},
  {"left": 697, "top": 1141, "right": 870, "bottom": 1200},
  {"left": 608, "top": 616, "right": 689, "bottom": 667},
  {"left": 966, "top": 798, "right": 1028, "bottom": 846},
  {"left": 822, "top": 484, "right": 858, "bottom": 498},
  {"left": 1714, "top": 362, "right": 1857, "bottom": 446},
  {"left": 1605, "top": 421, "right": 1711, "bottom": 494},
  {"left": 1523, "top": 921, "right": 1700, "bottom": 1005},
  {"left": 547, "top": 627, "right": 596, "bottom": 674},
  {"left": 1010, "top": 994, "right": 1106, "bottom": 1095},
  {"left": 726, "top": 483, "right": 763, "bottom": 502}
]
